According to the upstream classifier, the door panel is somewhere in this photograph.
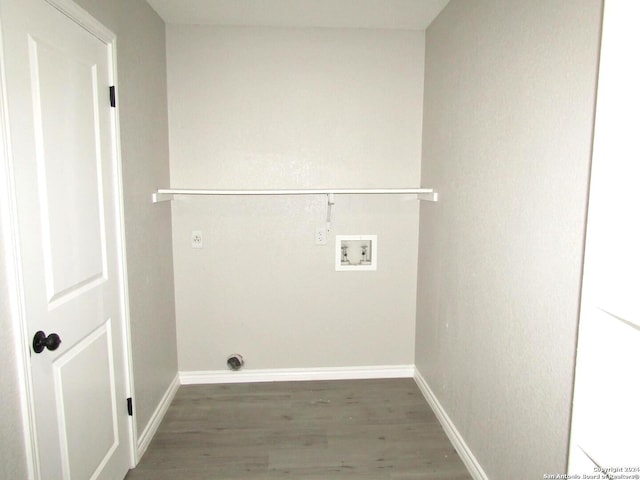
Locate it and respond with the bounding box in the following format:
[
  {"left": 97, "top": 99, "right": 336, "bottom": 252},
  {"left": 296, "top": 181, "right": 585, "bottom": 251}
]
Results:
[
  {"left": 29, "top": 33, "right": 108, "bottom": 305},
  {"left": 572, "top": 310, "right": 639, "bottom": 467},
  {"left": 0, "top": 0, "right": 131, "bottom": 478},
  {"left": 53, "top": 321, "right": 119, "bottom": 480}
]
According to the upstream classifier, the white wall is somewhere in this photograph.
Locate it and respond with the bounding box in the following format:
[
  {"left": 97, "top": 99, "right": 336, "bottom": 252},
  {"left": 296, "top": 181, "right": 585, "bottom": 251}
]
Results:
[
  {"left": 416, "top": 0, "right": 602, "bottom": 478},
  {"left": 166, "top": 26, "right": 425, "bottom": 372}
]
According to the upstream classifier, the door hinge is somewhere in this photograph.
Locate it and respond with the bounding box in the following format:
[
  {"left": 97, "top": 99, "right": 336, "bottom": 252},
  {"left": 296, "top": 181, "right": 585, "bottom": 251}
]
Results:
[
  {"left": 109, "top": 86, "right": 116, "bottom": 108},
  {"left": 127, "top": 397, "right": 133, "bottom": 416}
]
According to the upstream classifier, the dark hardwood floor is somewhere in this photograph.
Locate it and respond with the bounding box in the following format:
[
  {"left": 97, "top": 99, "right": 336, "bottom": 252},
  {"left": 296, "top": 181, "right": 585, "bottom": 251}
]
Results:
[{"left": 125, "top": 378, "right": 472, "bottom": 479}]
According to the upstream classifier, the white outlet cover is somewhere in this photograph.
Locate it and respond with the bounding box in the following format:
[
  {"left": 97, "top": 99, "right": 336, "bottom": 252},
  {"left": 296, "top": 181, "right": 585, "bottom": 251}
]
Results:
[
  {"left": 191, "top": 230, "right": 203, "bottom": 248},
  {"left": 315, "top": 225, "right": 328, "bottom": 245}
]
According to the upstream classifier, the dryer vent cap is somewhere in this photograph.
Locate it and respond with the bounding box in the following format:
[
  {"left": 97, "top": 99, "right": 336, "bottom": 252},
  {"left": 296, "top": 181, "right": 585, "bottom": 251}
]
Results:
[{"left": 227, "top": 354, "right": 244, "bottom": 371}]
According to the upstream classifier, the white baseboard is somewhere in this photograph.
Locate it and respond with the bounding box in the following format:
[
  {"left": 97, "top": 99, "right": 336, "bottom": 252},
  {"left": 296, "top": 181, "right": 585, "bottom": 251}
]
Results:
[
  {"left": 413, "top": 368, "right": 488, "bottom": 480},
  {"left": 136, "top": 372, "right": 180, "bottom": 460},
  {"left": 179, "top": 364, "right": 415, "bottom": 385}
]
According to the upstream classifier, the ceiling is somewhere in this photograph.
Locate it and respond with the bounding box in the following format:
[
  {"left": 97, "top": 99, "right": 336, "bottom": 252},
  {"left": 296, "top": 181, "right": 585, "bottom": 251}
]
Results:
[{"left": 145, "top": 0, "right": 450, "bottom": 30}]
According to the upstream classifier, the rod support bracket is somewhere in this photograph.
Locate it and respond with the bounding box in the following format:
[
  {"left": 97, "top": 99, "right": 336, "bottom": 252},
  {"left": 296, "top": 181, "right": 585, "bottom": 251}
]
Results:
[
  {"left": 417, "top": 191, "right": 439, "bottom": 202},
  {"left": 326, "top": 193, "right": 335, "bottom": 231},
  {"left": 152, "top": 192, "right": 174, "bottom": 203}
]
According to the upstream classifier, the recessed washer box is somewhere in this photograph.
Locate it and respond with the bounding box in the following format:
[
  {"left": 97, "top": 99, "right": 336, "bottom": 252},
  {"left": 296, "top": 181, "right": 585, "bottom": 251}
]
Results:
[{"left": 335, "top": 235, "right": 377, "bottom": 271}]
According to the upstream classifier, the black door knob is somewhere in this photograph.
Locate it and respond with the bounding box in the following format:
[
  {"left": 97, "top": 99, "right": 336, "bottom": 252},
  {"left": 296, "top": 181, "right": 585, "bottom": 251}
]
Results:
[{"left": 32, "top": 331, "right": 62, "bottom": 354}]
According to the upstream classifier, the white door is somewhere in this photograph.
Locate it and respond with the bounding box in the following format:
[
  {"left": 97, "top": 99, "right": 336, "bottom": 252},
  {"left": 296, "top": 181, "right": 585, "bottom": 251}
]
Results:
[
  {"left": 0, "top": 0, "right": 132, "bottom": 479},
  {"left": 568, "top": 0, "right": 640, "bottom": 474}
]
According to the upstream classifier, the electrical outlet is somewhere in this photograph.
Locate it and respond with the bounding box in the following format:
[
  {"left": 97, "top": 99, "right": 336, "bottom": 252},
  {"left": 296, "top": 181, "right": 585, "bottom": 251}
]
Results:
[
  {"left": 191, "top": 230, "right": 203, "bottom": 248},
  {"left": 315, "top": 225, "right": 327, "bottom": 245}
]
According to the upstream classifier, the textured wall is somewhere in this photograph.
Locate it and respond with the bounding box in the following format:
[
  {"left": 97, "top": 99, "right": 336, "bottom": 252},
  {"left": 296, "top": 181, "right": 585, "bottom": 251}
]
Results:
[
  {"left": 167, "top": 26, "right": 424, "bottom": 372},
  {"left": 415, "top": 0, "right": 602, "bottom": 478},
  {"left": 63, "top": 0, "right": 178, "bottom": 439}
]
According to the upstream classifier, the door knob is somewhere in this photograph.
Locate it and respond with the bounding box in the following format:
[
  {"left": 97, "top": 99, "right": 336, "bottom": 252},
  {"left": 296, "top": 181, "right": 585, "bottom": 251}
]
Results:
[{"left": 32, "top": 331, "right": 62, "bottom": 354}]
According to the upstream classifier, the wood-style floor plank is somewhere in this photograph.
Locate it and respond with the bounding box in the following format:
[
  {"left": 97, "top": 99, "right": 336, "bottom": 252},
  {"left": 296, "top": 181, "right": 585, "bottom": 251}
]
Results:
[{"left": 125, "top": 378, "right": 472, "bottom": 479}]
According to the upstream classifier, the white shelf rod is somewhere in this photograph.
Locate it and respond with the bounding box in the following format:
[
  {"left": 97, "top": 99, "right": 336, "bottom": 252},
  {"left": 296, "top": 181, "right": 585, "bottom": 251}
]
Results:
[{"left": 152, "top": 187, "right": 437, "bottom": 203}]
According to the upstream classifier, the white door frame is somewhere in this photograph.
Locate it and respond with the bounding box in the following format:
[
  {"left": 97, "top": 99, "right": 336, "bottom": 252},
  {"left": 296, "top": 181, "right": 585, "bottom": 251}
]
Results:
[
  {"left": 0, "top": 0, "right": 137, "bottom": 477},
  {"left": 568, "top": 0, "right": 639, "bottom": 472}
]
